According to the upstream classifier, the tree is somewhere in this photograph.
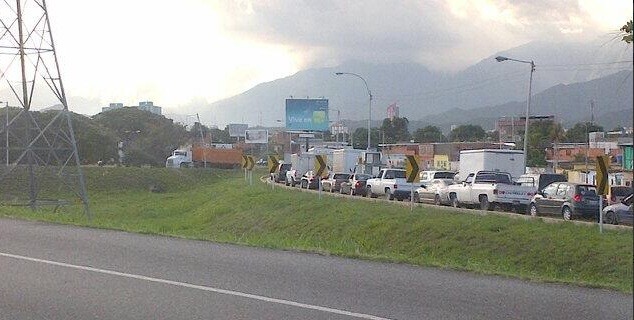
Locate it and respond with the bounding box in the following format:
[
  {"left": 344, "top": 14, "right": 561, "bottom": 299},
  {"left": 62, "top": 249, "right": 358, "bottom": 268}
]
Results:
[
  {"left": 621, "top": 20, "right": 633, "bottom": 43},
  {"left": 563, "top": 122, "right": 604, "bottom": 143},
  {"left": 380, "top": 117, "right": 411, "bottom": 143},
  {"left": 449, "top": 124, "right": 485, "bottom": 142},
  {"left": 93, "top": 108, "right": 189, "bottom": 166},
  {"left": 351, "top": 127, "right": 381, "bottom": 150},
  {"left": 413, "top": 125, "right": 444, "bottom": 143},
  {"left": 519, "top": 120, "right": 567, "bottom": 167}
]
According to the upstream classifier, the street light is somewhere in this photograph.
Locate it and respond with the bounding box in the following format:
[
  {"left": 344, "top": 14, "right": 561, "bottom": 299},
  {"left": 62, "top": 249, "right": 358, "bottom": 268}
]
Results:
[
  {"left": 335, "top": 72, "right": 372, "bottom": 151},
  {"left": 495, "top": 55, "right": 535, "bottom": 173}
]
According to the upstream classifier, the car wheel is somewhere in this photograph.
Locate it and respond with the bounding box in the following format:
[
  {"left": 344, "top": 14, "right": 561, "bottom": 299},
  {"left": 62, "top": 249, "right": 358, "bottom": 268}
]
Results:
[
  {"left": 479, "top": 195, "right": 490, "bottom": 211},
  {"left": 301, "top": 180, "right": 307, "bottom": 189},
  {"left": 529, "top": 204, "right": 538, "bottom": 217},
  {"left": 450, "top": 194, "right": 459, "bottom": 208},
  {"left": 562, "top": 206, "right": 572, "bottom": 221},
  {"left": 386, "top": 188, "right": 394, "bottom": 200},
  {"left": 434, "top": 194, "right": 441, "bottom": 206},
  {"left": 413, "top": 192, "right": 420, "bottom": 203},
  {"left": 605, "top": 211, "right": 618, "bottom": 225}
]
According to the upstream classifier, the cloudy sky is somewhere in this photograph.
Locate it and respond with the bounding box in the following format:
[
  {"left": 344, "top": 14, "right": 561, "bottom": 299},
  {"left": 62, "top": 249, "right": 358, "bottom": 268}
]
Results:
[{"left": 2, "top": 0, "right": 632, "bottom": 115}]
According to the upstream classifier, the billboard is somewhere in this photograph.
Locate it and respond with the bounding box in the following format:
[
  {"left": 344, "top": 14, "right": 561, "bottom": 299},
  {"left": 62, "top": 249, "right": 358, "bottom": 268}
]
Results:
[
  {"left": 285, "top": 98, "right": 329, "bottom": 131},
  {"left": 245, "top": 130, "right": 268, "bottom": 144},
  {"left": 228, "top": 123, "right": 248, "bottom": 137}
]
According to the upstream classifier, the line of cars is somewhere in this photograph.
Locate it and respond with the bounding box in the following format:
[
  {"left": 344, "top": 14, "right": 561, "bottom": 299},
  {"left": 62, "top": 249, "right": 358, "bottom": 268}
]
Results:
[{"left": 270, "top": 163, "right": 633, "bottom": 226}]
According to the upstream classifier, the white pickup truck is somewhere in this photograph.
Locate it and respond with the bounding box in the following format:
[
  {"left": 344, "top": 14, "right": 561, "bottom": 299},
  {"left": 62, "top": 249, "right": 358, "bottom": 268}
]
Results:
[
  {"left": 365, "top": 168, "right": 414, "bottom": 200},
  {"left": 447, "top": 171, "right": 536, "bottom": 212}
]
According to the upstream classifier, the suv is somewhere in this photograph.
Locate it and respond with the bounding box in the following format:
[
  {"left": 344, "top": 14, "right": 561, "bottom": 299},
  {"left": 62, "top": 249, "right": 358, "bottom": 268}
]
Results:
[
  {"left": 322, "top": 173, "right": 350, "bottom": 192},
  {"left": 529, "top": 182, "right": 600, "bottom": 221},
  {"left": 340, "top": 173, "right": 372, "bottom": 196},
  {"left": 271, "top": 163, "right": 291, "bottom": 183}
]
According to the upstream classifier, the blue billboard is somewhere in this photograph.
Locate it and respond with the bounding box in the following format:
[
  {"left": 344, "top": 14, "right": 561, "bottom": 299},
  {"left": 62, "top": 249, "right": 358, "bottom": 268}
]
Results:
[{"left": 285, "top": 98, "right": 329, "bottom": 131}]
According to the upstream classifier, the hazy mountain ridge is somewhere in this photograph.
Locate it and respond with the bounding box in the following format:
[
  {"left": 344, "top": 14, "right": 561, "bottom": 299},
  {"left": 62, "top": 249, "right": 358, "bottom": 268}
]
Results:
[
  {"left": 189, "top": 39, "right": 632, "bottom": 128},
  {"left": 409, "top": 70, "right": 633, "bottom": 132}
]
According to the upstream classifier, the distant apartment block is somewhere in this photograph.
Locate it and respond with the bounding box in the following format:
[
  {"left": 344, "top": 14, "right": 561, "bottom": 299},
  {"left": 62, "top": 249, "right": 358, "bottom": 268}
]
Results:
[
  {"left": 101, "top": 103, "right": 124, "bottom": 113},
  {"left": 138, "top": 101, "right": 161, "bottom": 115},
  {"left": 496, "top": 115, "right": 554, "bottom": 143},
  {"left": 101, "top": 101, "right": 162, "bottom": 115},
  {"left": 386, "top": 103, "right": 399, "bottom": 120}
]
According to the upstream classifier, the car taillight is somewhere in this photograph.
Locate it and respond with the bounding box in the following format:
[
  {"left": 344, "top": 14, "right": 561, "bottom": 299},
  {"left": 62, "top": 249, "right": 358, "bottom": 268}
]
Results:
[
  {"left": 573, "top": 194, "right": 582, "bottom": 202},
  {"left": 355, "top": 181, "right": 361, "bottom": 187}
]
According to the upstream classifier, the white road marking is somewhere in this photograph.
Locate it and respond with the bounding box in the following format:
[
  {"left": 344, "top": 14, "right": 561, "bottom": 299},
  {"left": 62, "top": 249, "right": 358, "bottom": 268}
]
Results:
[{"left": 0, "top": 251, "right": 390, "bottom": 320}]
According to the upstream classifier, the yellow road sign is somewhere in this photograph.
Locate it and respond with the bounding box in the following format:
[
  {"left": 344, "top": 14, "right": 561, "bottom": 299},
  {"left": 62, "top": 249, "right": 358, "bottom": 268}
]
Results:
[
  {"left": 268, "top": 155, "right": 279, "bottom": 174},
  {"left": 595, "top": 155, "right": 609, "bottom": 195},
  {"left": 241, "top": 155, "right": 248, "bottom": 169},
  {"left": 405, "top": 155, "right": 420, "bottom": 183},
  {"left": 314, "top": 155, "right": 327, "bottom": 177},
  {"left": 246, "top": 155, "right": 255, "bottom": 171}
]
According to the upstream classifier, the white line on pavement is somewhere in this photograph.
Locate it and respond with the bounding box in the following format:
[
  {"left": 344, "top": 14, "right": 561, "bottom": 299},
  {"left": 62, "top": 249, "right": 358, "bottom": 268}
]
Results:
[{"left": 0, "top": 251, "right": 390, "bottom": 320}]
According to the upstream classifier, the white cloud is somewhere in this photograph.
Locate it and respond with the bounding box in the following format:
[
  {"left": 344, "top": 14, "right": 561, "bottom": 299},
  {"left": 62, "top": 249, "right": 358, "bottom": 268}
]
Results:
[{"left": 2, "top": 0, "right": 631, "bottom": 115}]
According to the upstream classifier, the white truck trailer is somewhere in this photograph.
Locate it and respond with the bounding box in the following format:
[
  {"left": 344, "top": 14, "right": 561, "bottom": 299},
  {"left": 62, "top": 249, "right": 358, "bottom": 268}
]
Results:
[
  {"left": 458, "top": 149, "right": 525, "bottom": 180},
  {"left": 332, "top": 149, "right": 363, "bottom": 173}
]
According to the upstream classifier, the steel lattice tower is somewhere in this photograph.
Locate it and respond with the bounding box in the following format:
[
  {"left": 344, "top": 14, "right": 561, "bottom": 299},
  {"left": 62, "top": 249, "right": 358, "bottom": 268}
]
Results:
[{"left": 0, "top": 0, "right": 90, "bottom": 216}]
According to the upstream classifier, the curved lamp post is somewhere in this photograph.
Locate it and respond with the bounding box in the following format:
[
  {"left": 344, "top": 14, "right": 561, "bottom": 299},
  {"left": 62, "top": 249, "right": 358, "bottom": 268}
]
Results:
[
  {"left": 335, "top": 72, "right": 372, "bottom": 151},
  {"left": 495, "top": 56, "right": 535, "bottom": 173}
]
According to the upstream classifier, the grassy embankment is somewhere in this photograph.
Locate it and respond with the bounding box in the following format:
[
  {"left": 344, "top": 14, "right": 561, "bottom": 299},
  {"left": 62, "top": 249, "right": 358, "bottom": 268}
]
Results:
[{"left": 0, "top": 166, "right": 632, "bottom": 292}]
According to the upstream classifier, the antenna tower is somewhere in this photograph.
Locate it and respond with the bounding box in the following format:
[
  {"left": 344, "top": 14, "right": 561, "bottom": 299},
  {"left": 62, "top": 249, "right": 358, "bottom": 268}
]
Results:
[{"left": 0, "top": 0, "right": 90, "bottom": 215}]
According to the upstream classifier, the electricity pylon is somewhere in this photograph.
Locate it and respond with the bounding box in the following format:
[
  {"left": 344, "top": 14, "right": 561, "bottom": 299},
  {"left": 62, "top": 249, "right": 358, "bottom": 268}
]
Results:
[{"left": 0, "top": 0, "right": 90, "bottom": 216}]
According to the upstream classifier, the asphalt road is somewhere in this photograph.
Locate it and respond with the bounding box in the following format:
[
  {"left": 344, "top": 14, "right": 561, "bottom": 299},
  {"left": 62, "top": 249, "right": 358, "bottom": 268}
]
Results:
[{"left": 0, "top": 218, "right": 631, "bottom": 319}]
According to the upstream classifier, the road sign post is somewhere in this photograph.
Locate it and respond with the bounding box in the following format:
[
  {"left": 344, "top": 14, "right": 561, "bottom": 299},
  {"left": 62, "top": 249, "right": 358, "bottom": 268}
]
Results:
[
  {"left": 268, "top": 155, "right": 279, "bottom": 189},
  {"left": 241, "top": 155, "right": 248, "bottom": 182},
  {"left": 405, "top": 155, "right": 420, "bottom": 211},
  {"left": 596, "top": 155, "right": 609, "bottom": 233},
  {"left": 315, "top": 155, "right": 327, "bottom": 199},
  {"left": 246, "top": 155, "right": 255, "bottom": 185}
]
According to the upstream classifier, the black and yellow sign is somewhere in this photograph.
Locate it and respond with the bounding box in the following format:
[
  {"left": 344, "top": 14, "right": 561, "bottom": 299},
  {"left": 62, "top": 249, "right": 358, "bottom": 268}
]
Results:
[
  {"left": 405, "top": 155, "right": 420, "bottom": 183},
  {"left": 268, "top": 155, "right": 279, "bottom": 174},
  {"left": 595, "top": 155, "right": 609, "bottom": 195},
  {"left": 245, "top": 155, "right": 255, "bottom": 171},
  {"left": 241, "top": 155, "right": 248, "bottom": 169},
  {"left": 314, "top": 155, "right": 327, "bottom": 178}
]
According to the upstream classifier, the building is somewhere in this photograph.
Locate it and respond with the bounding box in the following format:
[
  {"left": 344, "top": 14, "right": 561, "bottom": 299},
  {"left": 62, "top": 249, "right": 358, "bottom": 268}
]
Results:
[
  {"left": 496, "top": 115, "right": 554, "bottom": 143},
  {"left": 101, "top": 101, "right": 162, "bottom": 115},
  {"left": 101, "top": 103, "right": 124, "bottom": 113},
  {"left": 386, "top": 103, "right": 399, "bottom": 120},
  {"left": 137, "top": 101, "right": 162, "bottom": 115}
]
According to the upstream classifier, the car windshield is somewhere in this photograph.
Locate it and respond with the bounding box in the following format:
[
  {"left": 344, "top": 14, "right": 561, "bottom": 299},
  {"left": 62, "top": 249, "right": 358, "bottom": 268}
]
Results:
[
  {"left": 333, "top": 174, "right": 349, "bottom": 179},
  {"left": 355, "top": 174, "right": 371, "bottom": 180}
]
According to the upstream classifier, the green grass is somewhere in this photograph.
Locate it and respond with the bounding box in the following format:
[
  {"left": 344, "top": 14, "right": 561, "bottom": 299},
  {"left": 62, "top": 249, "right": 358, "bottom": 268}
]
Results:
[{"left": 1, "top": 166, "right": 632, "bottom": 292}]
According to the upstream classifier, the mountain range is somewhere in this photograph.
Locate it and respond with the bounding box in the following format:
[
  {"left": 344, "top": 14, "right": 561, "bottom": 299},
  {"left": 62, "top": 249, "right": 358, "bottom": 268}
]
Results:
[{"left": 197, "top": 38, "right": 632, "bottom": 131}]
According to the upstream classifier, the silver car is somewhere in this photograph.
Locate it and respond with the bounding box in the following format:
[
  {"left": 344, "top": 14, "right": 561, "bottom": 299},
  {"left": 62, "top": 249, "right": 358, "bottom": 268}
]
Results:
[
  {"left": 603, "top": 193, "right": 633, "bottom": 226},
  {"left": 413, "top": 178, "right": 456, "bottom": 205}
]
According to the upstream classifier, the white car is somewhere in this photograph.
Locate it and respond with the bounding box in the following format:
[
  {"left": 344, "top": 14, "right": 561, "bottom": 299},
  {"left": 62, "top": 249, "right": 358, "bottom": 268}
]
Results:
[{"left": 413, "top": 178, "right": 456, "bottom": 205}]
